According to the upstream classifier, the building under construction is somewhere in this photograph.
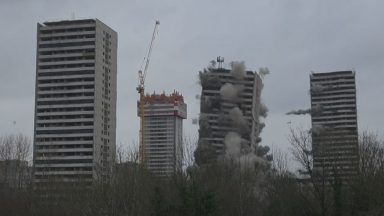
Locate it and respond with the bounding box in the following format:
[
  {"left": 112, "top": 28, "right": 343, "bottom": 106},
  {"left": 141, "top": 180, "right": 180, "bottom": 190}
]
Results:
[
  {"left": 310, "top": 71, "right": 359, "bottom": 182},
  {"left": 137, "top": 91, "right": 187, "bottom": 176},
  {"left": 196, "top": 59, "right": 265, "bottom": 164}
]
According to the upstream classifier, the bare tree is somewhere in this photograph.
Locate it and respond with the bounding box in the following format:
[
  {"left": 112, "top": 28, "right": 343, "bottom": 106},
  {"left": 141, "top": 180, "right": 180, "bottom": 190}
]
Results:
[
  {"left": 289, "top": 128, "right": 313, "bottom": 177},
  {"left": 358, "top": 131, "right": 384, "bottom": 177},
  {"left": 0, "top": 133, "right": 31, "bottom": 189},
  {"left": 288, "top": 128, "right": 334, "bottom": 216},
  {"left": 351, "top": 132, "right": 384, "bottom": 215},
  {"left": 182, "top": 137, "right": 197, "bottom": 169}
]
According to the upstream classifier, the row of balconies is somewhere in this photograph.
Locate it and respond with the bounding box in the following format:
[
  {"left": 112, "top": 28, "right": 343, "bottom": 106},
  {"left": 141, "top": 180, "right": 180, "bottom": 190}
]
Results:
[
  {"left": 312, "top": 118, "right": 357, "bottom": 125},
  {"left": 143, "top": 122, "right": 174, "bottom": 126},
  {"left": 35, "top": 155, "right": 94, "bottom": 161},
  {"left": 38, "top": 40, "right": 95, "bottom": 50},
  {"left": 39, "top": 37, "right": 95, "bottom": 45},
  {"left": 202, "top": 90, "right": 255, "bottom": 100},
  {"left": 37, "top": 87, "right": 94, "bottom": 96},
  {"left": 310, "top": 73, "right": 354, "bottom": 80},
  {"left": 38, "top": 76, "right": 94, "bottom": 84},
  {"left": 145, "top": 149, "right": 175, "bottom": 154},
  {"left": 38, "top": 59, "right": 95, "bottom": 67},
  {"left": 36, "top": 144, "right": 92, "bottom": 150},
  {"left": 313, "top": 145, "right": 358, "bottom": 153},
  {"left": 38, "top": 81, "right": 95, "bottom": 88},
  {"left": 36, "top": 148, "right": 93, "bottom": 155},
  {"left": 34, "top": 170, "right": 93, "bottom": 176},
  {"left": 146, "top": 154, "right": 175, "bottom": 159},
  {"left": 37, "top": 105, "right": 93, "bottom": 112},
  {"left": 38, "top": 66, "right": 95, "bottom": 73},
  {"left": 36, "top": 150, "right": 93, "bottom": 157},
  {"left": 313, "top": 149, "right": 359, "bottom": 157},
  {"left": 311, "top": 94, "right": 356, "bottom": 101},
  {"left": 39, "top": 48, "right": 95, "bottom": 57},
  {"left": 313, "top": 159, "right": 359, "bottom": 166},
  {"left": 36, "top": 125, "right": 94, "bottom": 132},
  {"left": 36, "top": 140, "right": 93, "bottom": 146},
  {"left": 310, "top": 80, "right": 355, "bottom": 87},
  {"left": 39, "top": 44, "right": 95, "bottom": 52},
  {"left": 312, "top": 135, "right": 358, "bottom": 142},
  {"left": 311, "top": 98, "right": 356, "bottom": 104},
  {"left": 35, "top": 163, "right": 93, "bottom": 168},
  {"left": 33, "top": 177, "right": 93, "bottom": 182},
  {"left": 39, "top": 52, "right": 95, "bottom": 61},
  {"left": 311, "top": 88, "right": 355, "bottom": 95},
  {"left": 312, "top": 114, "right": 357, "bottom": 120},
  {"left": 40, "top": 30, "right": 96, "bottom": 38},
  {"left": 312, "top": 103, "right": 356, "bottom": 109},
  {"left": 40, "top": 22, "right": 95, "bottom": 31},
  {"left": 37, "top": 121, "right": 93, "bottom": 128},
  {"left": 143, "top": 123, "right": 174, "bottom": 127},
  {"left": 36, "top": 110, "right": 94, "bottom": 116},
  {"left": 36, "top": 119, "right": 93, "bottom": 125},
  {"left": 143, "top": 133, "right": 175, "bottom": 137},
  {"left": 145, "top": 145, "right": 174, "bottom": 150},
  {"left": 37, "top": 96, "right": 94, "bottom": 103},
  {"left": 147, "top": 162, "right": 174, "bottom": 166},
  {"left": 35, "top": 133, "right": 94, "bottom": 138},
  {"left": 38, "top": 83, "right": 94, "bottom": 91},
  {"left": 36, "top": 114, "right": 94, "bottom": 121},
  {"left": 146, "top": 156, "right": 175, "bottom": 161},
  {"left": 144, "top": 139, "right": 174, "bottom": 143},
  {"left": 38, "top": 90, "right": 94, "bottom": 97}
]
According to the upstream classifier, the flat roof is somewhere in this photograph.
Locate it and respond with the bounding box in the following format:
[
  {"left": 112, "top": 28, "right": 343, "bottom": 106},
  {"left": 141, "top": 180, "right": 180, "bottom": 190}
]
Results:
[
  {"left": 42, "top": 18, "right": 96, "bottom": 26},
  {"left": 311, "top": 70, "right": 354, "bottom": 77}
]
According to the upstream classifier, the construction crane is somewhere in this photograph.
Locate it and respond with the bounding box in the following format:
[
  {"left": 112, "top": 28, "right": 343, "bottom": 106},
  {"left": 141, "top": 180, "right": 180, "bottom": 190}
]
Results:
[{"left": 137, "top": 20, "right": 160, "bottom": 165}]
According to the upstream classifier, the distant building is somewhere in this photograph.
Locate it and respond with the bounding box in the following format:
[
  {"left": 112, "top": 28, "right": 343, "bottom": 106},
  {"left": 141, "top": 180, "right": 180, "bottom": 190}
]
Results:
[
  {"left": 310, "top": 71, "right": 359, "bottom": 182},
  {"left": 0, "top": 160, "right": 31, "bottom": 189},
  {"left": 196, "top": 60, "right": 264, "bottom": 164},
  {"left": 33, "top": 19, "right": 117, "bottom": 185},
  {"left": 138, "top": 92, "right": 187, "bottom": 176}
]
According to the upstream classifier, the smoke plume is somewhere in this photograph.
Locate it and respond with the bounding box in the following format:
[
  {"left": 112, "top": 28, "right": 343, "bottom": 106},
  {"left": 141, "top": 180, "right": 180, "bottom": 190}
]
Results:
[
  {"left": 220, "top": 83, "right": 238, "bottom": 100},
  {"left": 311, "top": 124, "right": 325, "bottom": 135},
  {"left": 229, "top": 107, "right": 247, "bottom": 128},
  {"left": 224, "top": 132, "right": 242, "bottom": 158},
  {"left": 260, "top": 103, "right": 268, "bottom": 118},
  {"left": 239, "top": 153, "right": 266, "bottom": 169},
  {"left": 286, "top": 109, "right": 311, "bottom": 115},
  {"left": 311, "top": 104, "right": 323, "bottom": 115},
  {"left": 286, "top": 104, "right": 323, "bottom": 116},
  {"left": 230, "top": 61, "right": 246, "bottom": 80},
  {"left": 258, "top": 67, "right": 270, "bottom": 78},
  {"left": 311, "top": 84, "right": 326, "bottom": 94}
]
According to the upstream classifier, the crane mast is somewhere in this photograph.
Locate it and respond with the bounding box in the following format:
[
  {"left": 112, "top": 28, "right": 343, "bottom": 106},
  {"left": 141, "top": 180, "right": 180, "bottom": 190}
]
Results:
[{"left": 137, "top": 20, "right": 160, "bottom": 165}]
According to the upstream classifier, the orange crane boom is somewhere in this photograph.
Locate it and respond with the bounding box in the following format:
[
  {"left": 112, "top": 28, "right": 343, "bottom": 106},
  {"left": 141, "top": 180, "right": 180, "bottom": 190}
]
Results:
[{"left": 137, "top": 20, "right": 160, "bottom": 165}]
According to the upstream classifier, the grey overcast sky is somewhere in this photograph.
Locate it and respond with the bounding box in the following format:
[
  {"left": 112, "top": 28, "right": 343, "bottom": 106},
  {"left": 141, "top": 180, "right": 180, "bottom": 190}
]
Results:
[{"left": 1, "top": 0, "right": 383, "bottom": 165}]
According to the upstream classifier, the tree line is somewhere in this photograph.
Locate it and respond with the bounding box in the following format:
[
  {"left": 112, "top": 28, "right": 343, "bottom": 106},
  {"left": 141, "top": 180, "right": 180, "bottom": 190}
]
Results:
[{"left": 0, "top": 130, "right": 384, "bottom": 216}]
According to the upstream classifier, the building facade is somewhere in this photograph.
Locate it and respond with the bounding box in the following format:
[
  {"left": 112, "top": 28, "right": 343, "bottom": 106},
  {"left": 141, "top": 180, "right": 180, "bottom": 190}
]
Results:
[
  {"left": 33, "top": 19, "right": 117, "bottom": 184},
  {"left": 196, "top": 61, "right": 263, "bottom": 164},
  {"left": 138, "top": 92, "right": 187, "bottom": 176},
  {"left": 310, "top": 71, "right": 359, "bottom": 182}
]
